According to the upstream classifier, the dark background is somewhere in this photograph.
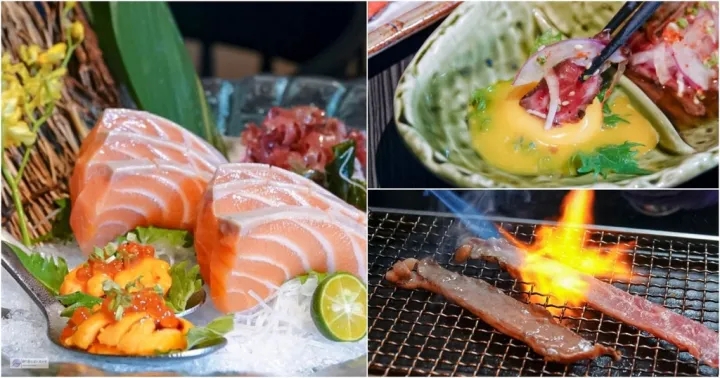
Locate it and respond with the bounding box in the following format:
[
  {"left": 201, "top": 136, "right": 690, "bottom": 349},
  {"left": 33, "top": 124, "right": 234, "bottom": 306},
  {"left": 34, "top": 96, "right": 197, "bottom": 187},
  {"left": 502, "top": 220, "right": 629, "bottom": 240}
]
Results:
[
  {"left": 369, "top": 190, "right": 720, "bottom": 236},
  {"left": 169, "top": 1, "right": 366, "bottom": 79},
  {"left": 368, "top": 20, "right": 720, "bottom": 189}
]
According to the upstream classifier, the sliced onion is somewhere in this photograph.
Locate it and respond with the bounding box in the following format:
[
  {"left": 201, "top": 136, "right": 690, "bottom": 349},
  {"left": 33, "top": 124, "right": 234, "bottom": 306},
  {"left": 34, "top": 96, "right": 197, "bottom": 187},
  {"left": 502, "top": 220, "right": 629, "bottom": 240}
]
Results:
[
  {"left": 710, "top": 6, "right": 719, "bottom": 43},
  {"left": 671, "top": 42, "right": 711, "bottom": 90},
  {"left": 653, "top": 43, "right": 672, "bottom": 85},
  {"left": 684, "top": 10, "right": 714, "bottom": 45},
  {"left": 543, "top": 72, "right": 560, "bottom": 130},
  {"left": 603, "top": 61, "right": 627, "bottom": 103},
  {"left": 514, "top": 38, "right": 626, "bottom": 86},
  {"left": 631, "top": 50, "right": 654, "bottom": 65},
  {"left": 526, "top": 109, "right": 547, "bottom": 118}
]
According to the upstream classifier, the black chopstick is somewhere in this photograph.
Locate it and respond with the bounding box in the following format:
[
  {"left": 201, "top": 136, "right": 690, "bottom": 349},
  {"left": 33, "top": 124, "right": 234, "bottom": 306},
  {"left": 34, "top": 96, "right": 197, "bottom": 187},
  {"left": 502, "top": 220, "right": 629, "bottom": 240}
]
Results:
[
  {"left": 603, "top": 1, "right": 641, "bottom": 33},
  {"left": 580, "top": 1, "right": 662, "bottom": 81}
]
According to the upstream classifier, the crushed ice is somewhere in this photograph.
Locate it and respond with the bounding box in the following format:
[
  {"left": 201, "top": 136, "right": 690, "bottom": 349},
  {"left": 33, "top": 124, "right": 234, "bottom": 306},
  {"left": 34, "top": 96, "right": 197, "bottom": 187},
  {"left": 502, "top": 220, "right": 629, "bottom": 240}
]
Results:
[{"left": 0, "top": 236, "right": 366, "bottom": 376}]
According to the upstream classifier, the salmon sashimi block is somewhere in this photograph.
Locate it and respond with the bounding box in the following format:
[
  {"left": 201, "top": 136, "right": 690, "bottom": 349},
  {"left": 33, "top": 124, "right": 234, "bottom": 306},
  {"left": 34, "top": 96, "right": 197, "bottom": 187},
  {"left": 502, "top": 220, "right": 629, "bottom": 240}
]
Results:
[
  {"left": 194, "top": 163, "right": 367, "bottom": 313},
  {"left": 70, "top": 109, "right": 227, "bottom": 255},
  {"left": 368, "top": 1, "right": 390, "bottom": 20}
]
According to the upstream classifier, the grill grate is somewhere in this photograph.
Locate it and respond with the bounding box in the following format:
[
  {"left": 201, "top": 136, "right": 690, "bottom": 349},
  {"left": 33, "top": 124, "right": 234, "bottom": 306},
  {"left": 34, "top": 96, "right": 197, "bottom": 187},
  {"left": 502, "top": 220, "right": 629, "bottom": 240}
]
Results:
[{"left": 367, "top": 210, "right": 720, "bottom": 377}]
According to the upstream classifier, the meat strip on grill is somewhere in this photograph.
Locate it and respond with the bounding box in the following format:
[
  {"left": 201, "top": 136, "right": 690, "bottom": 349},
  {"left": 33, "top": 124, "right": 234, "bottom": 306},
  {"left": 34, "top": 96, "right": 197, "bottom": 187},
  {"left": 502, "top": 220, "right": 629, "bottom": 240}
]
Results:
[
  {"left": 385, "top": 258, "right": 621, "bottom": 364},
  {"left": 455, "top": 237, "right": 720, "bottom": 368}
]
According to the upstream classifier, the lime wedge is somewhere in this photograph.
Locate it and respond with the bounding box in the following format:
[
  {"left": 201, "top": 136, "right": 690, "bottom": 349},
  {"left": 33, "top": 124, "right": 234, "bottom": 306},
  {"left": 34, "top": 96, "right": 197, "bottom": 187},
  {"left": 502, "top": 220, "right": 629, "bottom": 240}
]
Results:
[{"left": 311, "top": 272, "right": 367, "bottom": 342}]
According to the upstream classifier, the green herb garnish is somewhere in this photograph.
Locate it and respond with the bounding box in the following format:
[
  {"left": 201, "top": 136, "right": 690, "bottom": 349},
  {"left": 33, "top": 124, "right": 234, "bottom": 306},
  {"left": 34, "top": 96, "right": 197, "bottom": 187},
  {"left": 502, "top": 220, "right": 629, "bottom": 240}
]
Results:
[
  {"left": 186, "top": 314, "right": 234, "bottom": 350},
  {"left": 596, "top": 79, "right": 611, "bottom": 103},
  {"left": 165, "top": 261, "right": 203, "bottom": 312},
  {"left": 7, "top": 243, "right": 68, "bottom": 295},
  {"left": 533, "top": 29, "right": 564, "bottom": 52},
  {"left": 571, "top": 142, "right": 652, "bottom": 178},
  {"left": 512, "top": 137, "right": 537, "bottom": 153},
  {"left": 102, "top": 279, "right": 134, "bottom": 321},
  {"left": 602, "top": 112, "right": 629, "bottom": 128},
  {"left": 125, "top": 276, "right": 144, "bottom": 291},
  {"left": 297, "top": 270, "right": 328, "bottom": 284},
  {"left": 677, "top": 17, "right": 688, "bottom": 29},
  {"left": 92, "top": 247, "right": 105, "bottom": 260},
  {"left": 536, "top": 55, "right": 547, "bottom": 65},
  {"left": 57, "top": 292, "right": 103, "bottom": 317},
  {"left": 469, "top": 86, "right": 494, "bottom": 131},
  {"left": 596, "top": 80, "right": 629, "bottom": 129},
  {"left": 705, "top": 52, "right": 718, "bottom": 69},
  {"left": 325, "top": 140, "right": 367, "bottom": 211},
  {"left": 470, "top": 88, "right": 490, "bottom": 112}
]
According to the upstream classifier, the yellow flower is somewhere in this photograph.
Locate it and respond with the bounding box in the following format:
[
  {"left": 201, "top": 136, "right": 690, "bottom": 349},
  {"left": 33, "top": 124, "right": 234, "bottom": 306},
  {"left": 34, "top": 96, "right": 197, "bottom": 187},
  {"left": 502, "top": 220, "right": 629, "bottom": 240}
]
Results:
[
  {"left": 2, "top": 120, "right": 36, "bottom": 148},
  {"left": 2, "top": 89, "right": 35, "bottom": 148},
  {"left": 45, "top": 73, "right": 66, "bottom": 102},
  {"left": 16, "top": 63, "right": 30, "bottom": 82},
  {"left": 23, "top": 66, "right": 66, "bottom": 111},
  {"left": 70, "top": 21, "right": 85, "bottom": 43},
  {"left": 2, "top": 95, "right": 23, "bottom": 125},
  {"left": 3, "top": 62, "right": 29, "bottom": 84},
  {"left": 2, "top": 53, "right": 12, "bottom": 68},
  {"left": 19, "top": 45, "right": 41, "bottom": 66},
  {"left": 37, "top": 43, "right": 67, "bottom": 66},
  {"left": 47, "top": 67, "right": 67, "bottom": 79}
]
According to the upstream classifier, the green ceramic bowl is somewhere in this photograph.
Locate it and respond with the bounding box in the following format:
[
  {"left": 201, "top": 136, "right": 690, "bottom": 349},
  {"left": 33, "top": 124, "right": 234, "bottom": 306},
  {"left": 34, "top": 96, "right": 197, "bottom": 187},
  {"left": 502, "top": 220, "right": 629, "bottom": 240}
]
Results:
[{"left": 394, "top": 1, "right": 718, "bottom": 188}]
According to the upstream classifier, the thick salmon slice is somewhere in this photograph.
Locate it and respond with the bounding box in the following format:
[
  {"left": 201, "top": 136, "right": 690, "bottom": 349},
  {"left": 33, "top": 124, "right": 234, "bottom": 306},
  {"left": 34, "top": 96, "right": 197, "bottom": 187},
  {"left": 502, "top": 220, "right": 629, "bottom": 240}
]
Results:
[
  {"left": 70, "top": 109, "right": 227, "bottom": 255},
  {"left": 195, "top": 163, "right": 367, "bottom": 313}
]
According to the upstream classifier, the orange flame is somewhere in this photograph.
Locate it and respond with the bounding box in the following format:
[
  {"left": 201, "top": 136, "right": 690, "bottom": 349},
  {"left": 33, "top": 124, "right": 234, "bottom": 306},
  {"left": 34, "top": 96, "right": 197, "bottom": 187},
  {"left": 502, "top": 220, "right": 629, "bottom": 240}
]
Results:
[{"left": 500, "top": 190, "right": 636, "bottom": 316}]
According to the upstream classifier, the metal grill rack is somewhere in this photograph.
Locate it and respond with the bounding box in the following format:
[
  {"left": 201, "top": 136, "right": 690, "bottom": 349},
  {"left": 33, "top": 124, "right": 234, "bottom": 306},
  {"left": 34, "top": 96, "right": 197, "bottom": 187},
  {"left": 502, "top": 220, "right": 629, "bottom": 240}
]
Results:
[{"left": 367, "top": 209, "right": 720, "bottom": 377}]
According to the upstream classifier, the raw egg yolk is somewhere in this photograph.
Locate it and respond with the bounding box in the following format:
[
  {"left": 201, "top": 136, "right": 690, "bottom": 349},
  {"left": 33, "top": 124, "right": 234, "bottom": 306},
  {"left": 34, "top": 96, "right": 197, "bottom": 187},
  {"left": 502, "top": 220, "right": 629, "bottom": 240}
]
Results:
[{"left": 467, "top": 81, "right": 659, "bottom": 176}]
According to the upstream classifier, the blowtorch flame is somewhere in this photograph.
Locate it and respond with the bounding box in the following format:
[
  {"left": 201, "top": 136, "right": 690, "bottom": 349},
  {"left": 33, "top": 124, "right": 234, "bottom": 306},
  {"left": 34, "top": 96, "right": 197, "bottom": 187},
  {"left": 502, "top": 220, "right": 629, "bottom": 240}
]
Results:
[{"left": 500, "top": 190, "right": 636, "bottom": 315}]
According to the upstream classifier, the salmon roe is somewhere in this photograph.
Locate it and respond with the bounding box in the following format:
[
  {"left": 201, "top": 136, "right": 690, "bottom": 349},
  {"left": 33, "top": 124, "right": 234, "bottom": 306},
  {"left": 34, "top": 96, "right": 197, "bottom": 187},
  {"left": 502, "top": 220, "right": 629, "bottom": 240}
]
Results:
[
  {"left": 60, "top": 306, "right": 92, "bottom": 341},
  {"left": 76, "top": 242, "right": 155, "bottom": 282},
  {"left": 101, "top": 289, "right": 180, "bottom": 329},
  {"left": 60, "top": 289, "right": 181, "bottom": 343}
]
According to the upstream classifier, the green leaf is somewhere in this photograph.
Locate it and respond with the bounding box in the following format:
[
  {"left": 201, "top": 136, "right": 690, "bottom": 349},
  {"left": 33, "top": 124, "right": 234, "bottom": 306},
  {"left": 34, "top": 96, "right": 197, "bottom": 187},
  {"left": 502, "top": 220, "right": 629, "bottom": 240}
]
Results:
[
  {"left": 82, "top": 2, "right": 95, "bottom": 24},
  {"left": 571, "top": 142, "right": 653, "bottom": 179},
  {"left": 325, "top": 140, "right": 367, "bottom": 211},
  {"left": 31, "top": 198, "right": 73, "bottom": 244},
  {"left": 165, "top": 261, "right": 203, "bottom": 312},
  {"left": 87, "top": 2, "right": 227, "bottom": 156},
  {"left": 57, "top": 292, "right": 103, "bottom": 317},
  {"left": 533, "top": 29, "right": 564, "bottom": 52},
  {"left": 7, "top": 243, "right": 68, "bottom": 295},
  {"left": 297, "top": 270, "right": 328, "bottom": 284},
  {"left": 596, "top": 81, "right": 629, "bottom": 129},
  {"left": 131, "top": 226, "right": 193, "bottom": 248},
  {"left": 186, "top": 314, "right": 234, "bottom": 350},
  {"left": 602, "top": 113, "right": 629, "bottom": 129}
]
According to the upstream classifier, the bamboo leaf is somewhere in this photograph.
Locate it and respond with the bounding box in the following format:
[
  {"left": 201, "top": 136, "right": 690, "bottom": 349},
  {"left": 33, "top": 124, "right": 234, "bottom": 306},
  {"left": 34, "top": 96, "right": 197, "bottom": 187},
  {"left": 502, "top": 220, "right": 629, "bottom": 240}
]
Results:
[
  {"left": 82, "top": 2, "right": 95, "bottom": 24},
  {"left": 88, "top": 2, "right": 226, "bottom": 156}
]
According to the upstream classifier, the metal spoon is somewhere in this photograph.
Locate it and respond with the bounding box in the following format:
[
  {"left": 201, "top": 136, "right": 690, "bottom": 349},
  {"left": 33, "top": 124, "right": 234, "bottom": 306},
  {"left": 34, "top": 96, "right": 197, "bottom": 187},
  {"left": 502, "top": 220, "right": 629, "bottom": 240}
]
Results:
[
  {"left": 175, "top": 288, "right": 206, "bottom": 318},
  {"left": 1, "top": 241, "right": 226, "bottom": 362}
]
